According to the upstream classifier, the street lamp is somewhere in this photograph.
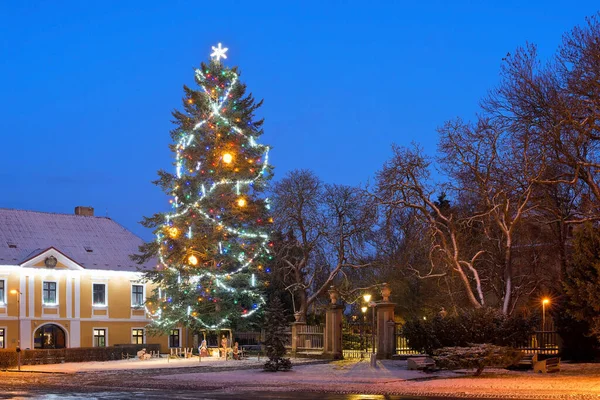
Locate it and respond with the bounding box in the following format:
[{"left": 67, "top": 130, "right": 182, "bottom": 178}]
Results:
[
  {"left": 363, "top": 294, "right": 375, "bottom": 354},
  {"left": 9, "top": 289, "right": 21, "bottom": 371},
  {"left": 542, "top": 298, "right": 550, "bottom": 331}
]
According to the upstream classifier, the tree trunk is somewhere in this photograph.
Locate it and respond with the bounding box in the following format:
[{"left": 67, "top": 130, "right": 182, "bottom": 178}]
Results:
[
  {"left": 296, "top": 290, "right": 308, "bottom": 322},
  {"left": 502, "top": 239, "right": 513, "bottom": 315}
]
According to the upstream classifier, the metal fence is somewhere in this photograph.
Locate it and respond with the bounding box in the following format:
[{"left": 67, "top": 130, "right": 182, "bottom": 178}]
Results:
[
  {"left": 394, "top": 323, "right": 559, "bottom": 356},
  {"left": 519, "top": 331, "right": 560, "bottom": 355},
  {"left": 343, "top": 321, "right": 375, "bottom": 358},
  {"left": 234, "top": 331, "right": 263, "bottom": 347}
]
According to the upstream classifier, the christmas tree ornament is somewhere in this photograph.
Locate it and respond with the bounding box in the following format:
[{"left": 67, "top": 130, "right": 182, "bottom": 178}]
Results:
[{"left": 210, "top": 42, "right": 228, "bottom": 61}]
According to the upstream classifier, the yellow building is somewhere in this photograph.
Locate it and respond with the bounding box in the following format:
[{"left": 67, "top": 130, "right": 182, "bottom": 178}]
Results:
[{"left": 0, "top": 206, "right": 180, "bottom": 351}]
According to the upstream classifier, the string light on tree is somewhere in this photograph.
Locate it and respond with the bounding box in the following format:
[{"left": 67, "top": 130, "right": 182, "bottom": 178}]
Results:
[
  {"left": 141, "top": 43, "right": 273, "bottom": 331},
  {"left": 222, "top": 152, "right": 233, "bottom": 164},
  {"left": 188, "top": 254, "right": 199, "bottom": 266},
  {"left": 168, "top": 227, "right": 180, "bottom": 239}
]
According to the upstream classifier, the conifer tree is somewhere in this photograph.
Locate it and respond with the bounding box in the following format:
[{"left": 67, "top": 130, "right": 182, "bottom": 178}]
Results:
[
  {"left": 135, "top": 44, "right": 273, "bottom": 331},
  {"left": 563, "top": 223, "right": 600, "bottom": 340},
  {"left": 263, "top": 296, "right": 292, "bottom": 371}
]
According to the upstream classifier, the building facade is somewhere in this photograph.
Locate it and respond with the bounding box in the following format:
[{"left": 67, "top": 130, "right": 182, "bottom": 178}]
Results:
[{"left": 0, "top": 207, "right": 179, "bottom": 350}]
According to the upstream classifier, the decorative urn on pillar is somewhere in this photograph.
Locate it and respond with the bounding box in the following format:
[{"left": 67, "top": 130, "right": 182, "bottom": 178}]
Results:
[
  {"left": 328, "top": 286, "right": 339, "bottom": 305},
  {"left": 381, "top": 282, "right": 391, "bottom": 302}
]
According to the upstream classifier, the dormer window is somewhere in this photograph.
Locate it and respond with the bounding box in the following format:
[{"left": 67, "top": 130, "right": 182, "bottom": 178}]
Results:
[
  {"left": 7, "top": 241, "right": 16, "bottom": 249},
  {"left": 84, "top": 246, "right": 93, "bottom": 253}
]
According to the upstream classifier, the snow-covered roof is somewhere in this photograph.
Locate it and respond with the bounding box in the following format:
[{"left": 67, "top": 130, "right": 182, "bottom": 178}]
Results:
[{"left": 0, "top": 208, "right": 154, "bottom": 272}]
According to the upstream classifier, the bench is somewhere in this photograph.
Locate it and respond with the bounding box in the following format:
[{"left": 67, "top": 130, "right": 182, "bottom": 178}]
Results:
[
  {"left": 533, "top": 357, "right": 560, "bottom": 373},
  {"left": 407, "top": 356, "right": 436, "bottom": 371}
]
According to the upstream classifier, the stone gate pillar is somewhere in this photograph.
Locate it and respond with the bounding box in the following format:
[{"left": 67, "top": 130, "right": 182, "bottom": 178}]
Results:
[
  {"left": 290, "top": 317, "right": 306, "bottom": 355},
  {"left": 324, "top": 286, "right": 343, "bottom": 359},
  {"left": 376, "top": 283, "right": 396, "bottom": 359}
]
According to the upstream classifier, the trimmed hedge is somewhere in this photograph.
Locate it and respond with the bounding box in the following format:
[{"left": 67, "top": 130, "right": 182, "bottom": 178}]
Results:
[
  {"left": 402, "top": 308, "right": 538, "bottom": 354},
  {"left": 0, "top": 344, "right": 161, "bottom": 369}
]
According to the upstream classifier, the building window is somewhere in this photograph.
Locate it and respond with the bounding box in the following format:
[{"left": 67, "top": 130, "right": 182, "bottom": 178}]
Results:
[
  {"left": 169, "top": 329, "right": 180, "bottom": 348},
  {"left": 132, "top": 329, "right": 144, "bottom": 345},
  {"left": 92, "top": 283, "right": 107, "bottom": 306},
  {"left": 93, "top": 329, "right": 106, "bottom": 347},
  {"left": 0, "top": 280, "right": 4, "bottom": 305},
  {"left": 42, "top": 281, "right": 57, "bottom": 305},
  {"left": 131, "top": 285, "right": 144, "bottom": 307},
  {"left": 0, "top": 328, "right": 4, "bottom": 349}
]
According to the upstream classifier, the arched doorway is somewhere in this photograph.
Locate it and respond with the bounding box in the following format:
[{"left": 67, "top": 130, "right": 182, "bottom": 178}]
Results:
[{"left": 34, "top": 324, "right": 67, "bottom": 349}]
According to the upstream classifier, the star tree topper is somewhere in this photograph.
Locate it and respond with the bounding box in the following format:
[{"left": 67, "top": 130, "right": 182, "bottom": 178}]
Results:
[{"left": 211, "top": 43, "right": 228, "bottom": 62}]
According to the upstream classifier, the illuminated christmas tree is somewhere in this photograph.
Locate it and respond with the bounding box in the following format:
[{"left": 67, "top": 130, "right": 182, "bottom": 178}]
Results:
[{"left": 138, "top": 43, "right": 273, "bottom": 331}]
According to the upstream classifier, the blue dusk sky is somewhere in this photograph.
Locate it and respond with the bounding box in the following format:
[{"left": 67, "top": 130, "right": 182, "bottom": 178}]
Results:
[{"left": 1, "top": 1, "right": 598, "bottom": 239}]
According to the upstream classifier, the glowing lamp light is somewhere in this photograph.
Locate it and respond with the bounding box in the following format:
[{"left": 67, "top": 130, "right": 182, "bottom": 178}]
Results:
[
  {"left": 361, "top": 306, "right": 368, "bottom": 314},
  {"left": 363, "top": 294, "right": 372, "bottom": 303},
  {"left": 542, "top": 298, "right": 550, "bottom": 305},
  {"left": 237, "top": 197, "right": 247, "bottom": 207},
  {"left": 222, "top": 152, "right": 233, "bottom": 164},
  {"left": 10, "top": 289, "right": 18, "bottom": 295},
  {"left": 188, "top": 254, "right": 199, "bottom": 266}
]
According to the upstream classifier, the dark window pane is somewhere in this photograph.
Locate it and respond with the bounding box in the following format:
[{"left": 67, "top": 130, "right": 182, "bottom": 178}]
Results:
[
  {"left": 131, "top": 285, "right": 144, "bottom": 306},
  {"left": 93, "top": 284, "right": 106, "bottom": 305}
]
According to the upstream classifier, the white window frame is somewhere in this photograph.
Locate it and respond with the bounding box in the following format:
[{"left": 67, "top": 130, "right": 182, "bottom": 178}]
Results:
[
  {"left": 0, "top": 279, "right": 5, "bottom": 306},
  {"left": 0, "top": 326, "right": 6, "bottom": 349},
  {"left": 168, "top": 328, "right": 182, "bottom": 348},
  {"left": 130, "top": 283, "right": 145, "bottom": 307},
  {"left": 93, "top": 327, "right": 108, "bottom": 347},
  {"left": 42, "top": 280, "right": 59, "bottom": 306},
  {"left": 131, "top": 327, "right": 145, "bottom": 345},
  {"left": 92, "top": 282, "right": 108, "bottom": 307}
]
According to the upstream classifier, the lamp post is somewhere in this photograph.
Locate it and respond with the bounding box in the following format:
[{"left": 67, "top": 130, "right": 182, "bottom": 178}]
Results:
[
  {"left": 360, "top": 306, "right": 367, "bottom": 358},
  {"left": 363, "top": 294, "right": 375, "bottom": 354},
  {"left": 541, "top": 298, "right": 550, "bottom": 350},
  {"left": 9, "top": 289, "right": 21, "bottom": 371},
  {"left": 542, "top": 298, "right": 550, "bottom": 331}
]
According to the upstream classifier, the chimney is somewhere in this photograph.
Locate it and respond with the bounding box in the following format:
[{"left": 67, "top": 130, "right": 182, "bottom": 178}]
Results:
[{"left": 74, "top": 206, "right": 94, "bottom": 217}]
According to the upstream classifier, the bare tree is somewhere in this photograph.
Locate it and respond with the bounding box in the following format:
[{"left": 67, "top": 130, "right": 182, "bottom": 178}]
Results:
[
  {"left": 376, "top": 144, "right": 486, "bottom": 309},
  {"left": 272, "top": 170, "right": 376, "bottom": 321},
  {"left": 438, "top": 117, "right": 543, "bottom": 314},
  {"left": 485, "top": 14, "right": 600, "bottom": 222}
]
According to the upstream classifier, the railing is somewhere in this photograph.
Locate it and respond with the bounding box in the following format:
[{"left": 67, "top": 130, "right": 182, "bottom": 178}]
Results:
[
  {"left": 393, "top": 322, "right": 559, "bottom": 356},
  {"left": 342, "top": 321, "right": 375, "bottom": 358},
  {"left": 234, "top": 331, "right": 263, "bottom": 347},
  {"left": 296, "top": 325, "right": 324, "bottom": 351},
  {"left": 519, "top": 331, "right": 560, "bottom": 355},
  {"left": 393, "top": 323, "right": 422, "bottom": 356}
]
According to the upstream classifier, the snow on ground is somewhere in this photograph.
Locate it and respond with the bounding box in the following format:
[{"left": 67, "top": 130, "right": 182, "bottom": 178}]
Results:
[
  {"left": 20, "top": 355, "right": 315, "bottom": 373},
  {"left": 15, "top": 357, "right": 600, "bottom": 398},
  {"left": 154, "top": 359, "right": 600, "bottom": 398}
]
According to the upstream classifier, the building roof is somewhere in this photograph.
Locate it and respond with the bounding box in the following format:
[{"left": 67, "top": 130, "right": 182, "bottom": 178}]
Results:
[{"left": 0, "top": 208, "right": 154, "bottom": 272}]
